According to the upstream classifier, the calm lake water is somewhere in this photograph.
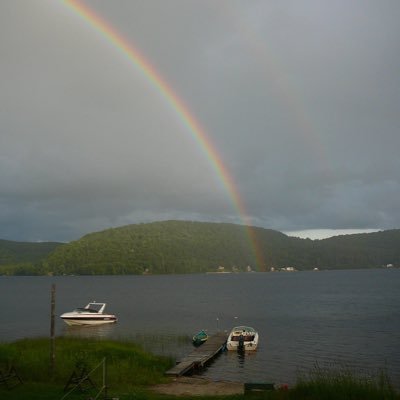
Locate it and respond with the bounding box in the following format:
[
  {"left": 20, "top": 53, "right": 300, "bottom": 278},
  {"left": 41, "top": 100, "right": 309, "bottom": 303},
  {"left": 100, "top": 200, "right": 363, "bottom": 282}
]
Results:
[{"left": 1, "top": 269, "right": 399, "bottom": 387}]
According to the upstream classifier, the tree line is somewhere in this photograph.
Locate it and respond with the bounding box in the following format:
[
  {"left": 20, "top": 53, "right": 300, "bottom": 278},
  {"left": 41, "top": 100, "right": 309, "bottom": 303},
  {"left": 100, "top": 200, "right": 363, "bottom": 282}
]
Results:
[{"left": 0, "top": 221, "right": 399, "bottom": 275}]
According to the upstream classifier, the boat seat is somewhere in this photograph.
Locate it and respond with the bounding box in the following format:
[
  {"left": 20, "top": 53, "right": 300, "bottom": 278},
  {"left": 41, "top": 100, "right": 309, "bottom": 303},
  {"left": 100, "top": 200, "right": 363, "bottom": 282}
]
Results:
[{"left": 0, "top": 366, "right": 23, "bottom": 389}]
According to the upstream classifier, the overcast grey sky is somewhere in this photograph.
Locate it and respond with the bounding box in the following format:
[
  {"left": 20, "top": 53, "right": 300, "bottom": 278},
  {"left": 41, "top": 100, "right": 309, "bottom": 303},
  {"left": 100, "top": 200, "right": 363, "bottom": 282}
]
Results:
[{"left": 1, "top": 0, "right": 399, "bottom": 242}]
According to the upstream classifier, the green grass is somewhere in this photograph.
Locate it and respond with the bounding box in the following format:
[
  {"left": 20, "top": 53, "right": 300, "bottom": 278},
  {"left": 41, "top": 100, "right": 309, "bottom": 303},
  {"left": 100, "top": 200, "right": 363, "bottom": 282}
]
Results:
[
  {"left": 1, "top": 338, "right": 399, "bottom": 399},
  {"left": 0, "top": 336, "right": 173, "bottom": 398},
  {"left": 288, "top": 363, "right": 399, "bottom": 400}
]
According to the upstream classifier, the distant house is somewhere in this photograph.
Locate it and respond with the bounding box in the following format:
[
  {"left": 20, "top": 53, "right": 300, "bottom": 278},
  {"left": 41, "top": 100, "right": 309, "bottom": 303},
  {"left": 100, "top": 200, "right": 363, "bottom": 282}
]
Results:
[{"left": 280, "top": 266, "right": 297, "bottom": 272}]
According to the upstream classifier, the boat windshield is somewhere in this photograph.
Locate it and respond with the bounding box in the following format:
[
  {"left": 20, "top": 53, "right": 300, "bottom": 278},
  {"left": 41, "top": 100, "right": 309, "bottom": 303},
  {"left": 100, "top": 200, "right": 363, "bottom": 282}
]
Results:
[
  {"left": 74, "top": 307, "right": 99, "bottom": 313},
  {"left": 230, "top": 334, "right": 255, "bottom": 341}
]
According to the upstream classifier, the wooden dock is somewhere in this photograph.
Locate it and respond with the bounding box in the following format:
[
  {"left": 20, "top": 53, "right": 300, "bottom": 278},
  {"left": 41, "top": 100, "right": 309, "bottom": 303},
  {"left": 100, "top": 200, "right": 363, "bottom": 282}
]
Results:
[{"left": 165, "top": 332, "right": 228, "bottom": 376}]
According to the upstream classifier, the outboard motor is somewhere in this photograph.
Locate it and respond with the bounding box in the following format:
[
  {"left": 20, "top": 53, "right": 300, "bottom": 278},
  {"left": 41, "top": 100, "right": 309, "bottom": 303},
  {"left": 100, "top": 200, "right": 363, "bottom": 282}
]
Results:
[{"left": 238, "top": 334, "right": 245, "bottom": 352}]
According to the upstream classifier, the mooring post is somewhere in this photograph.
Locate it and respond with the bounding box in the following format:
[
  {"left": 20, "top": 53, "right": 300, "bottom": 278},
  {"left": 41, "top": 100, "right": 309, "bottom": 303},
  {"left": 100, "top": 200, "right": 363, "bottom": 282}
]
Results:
[{"left": 50, "top": 283, "right": 56, "bottom": 376}]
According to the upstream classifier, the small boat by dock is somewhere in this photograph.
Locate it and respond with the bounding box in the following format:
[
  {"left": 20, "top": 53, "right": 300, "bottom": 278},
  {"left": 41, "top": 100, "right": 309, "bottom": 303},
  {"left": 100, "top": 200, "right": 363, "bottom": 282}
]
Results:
[
  {"left": 166, "top": 332, "right": 228, "bottom": 376},
  {"left": 60, "top": 302, "right": 117, "bottom": 326},
  {"left": 192, "top": 330, "right": 208, "bottom": 346},
  {"left": 226, "top": 326, "right": 258, "bottom": 351}
]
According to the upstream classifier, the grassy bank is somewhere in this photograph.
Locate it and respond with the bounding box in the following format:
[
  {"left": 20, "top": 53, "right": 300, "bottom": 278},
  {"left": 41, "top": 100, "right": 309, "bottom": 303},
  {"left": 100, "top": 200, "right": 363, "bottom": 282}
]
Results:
[
  {"left": 1, "top": 337, "right": 399, "bottom": 399},
  {"left": 0, "top": 336, "right": 173, "bottom": 399}
]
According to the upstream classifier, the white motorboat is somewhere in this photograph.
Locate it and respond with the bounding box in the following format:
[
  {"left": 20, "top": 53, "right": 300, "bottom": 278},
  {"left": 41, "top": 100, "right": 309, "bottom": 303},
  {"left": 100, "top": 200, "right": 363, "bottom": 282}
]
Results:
[
  {"left": 226, "top": 326, "right": 258, "bottom": 351},
  {"left": 60, "top": 302, "right": 117, "bottom": 326}
]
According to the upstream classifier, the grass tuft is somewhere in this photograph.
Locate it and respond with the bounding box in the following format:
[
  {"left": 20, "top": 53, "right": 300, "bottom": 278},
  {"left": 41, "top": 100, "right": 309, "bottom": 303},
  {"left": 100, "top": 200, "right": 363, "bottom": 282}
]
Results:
[{"left": 292, "top": 363, "right": 398, "bottom": 400}]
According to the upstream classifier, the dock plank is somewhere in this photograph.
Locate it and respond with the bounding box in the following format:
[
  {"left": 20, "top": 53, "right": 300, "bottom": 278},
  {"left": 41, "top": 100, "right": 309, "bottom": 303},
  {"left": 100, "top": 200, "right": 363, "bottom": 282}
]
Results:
[{"left": 165, "top": 332, "right": 228, "bottom": 376}]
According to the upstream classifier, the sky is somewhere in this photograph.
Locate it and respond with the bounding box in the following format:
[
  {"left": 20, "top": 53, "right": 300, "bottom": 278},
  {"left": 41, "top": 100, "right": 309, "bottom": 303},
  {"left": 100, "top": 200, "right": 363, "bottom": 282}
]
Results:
[{"left": 1, "top": 0, "right": 399, "bottom": 242}]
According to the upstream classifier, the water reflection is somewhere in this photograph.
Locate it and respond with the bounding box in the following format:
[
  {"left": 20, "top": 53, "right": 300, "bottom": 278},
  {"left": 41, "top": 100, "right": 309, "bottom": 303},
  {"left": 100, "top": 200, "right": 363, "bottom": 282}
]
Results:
[
  {"left": 129, "top": 332, "right": 192, "bottom": 359},
  {"left": 237, "top": 350, "right": 246, "bottom": 368},
  {"left": 62, "top": 323, "right": 116, "bottom": 339},
  {"left": 200, "top": 349, "right": 261, "bottom": 382}
]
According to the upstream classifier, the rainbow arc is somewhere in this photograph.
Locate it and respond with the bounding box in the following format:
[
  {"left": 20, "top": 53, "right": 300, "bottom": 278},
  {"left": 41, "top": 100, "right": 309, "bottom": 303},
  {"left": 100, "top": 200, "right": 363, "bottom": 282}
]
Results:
[{"left": 63, "top": 0, "right": 266, "bottom": 269}]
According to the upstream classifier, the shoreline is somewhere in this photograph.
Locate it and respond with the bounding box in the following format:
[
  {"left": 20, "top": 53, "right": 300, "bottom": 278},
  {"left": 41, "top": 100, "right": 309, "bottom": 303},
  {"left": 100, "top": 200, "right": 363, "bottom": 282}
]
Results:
[{"left": 150, "top": 376, "right": 244, "bottom": 396}]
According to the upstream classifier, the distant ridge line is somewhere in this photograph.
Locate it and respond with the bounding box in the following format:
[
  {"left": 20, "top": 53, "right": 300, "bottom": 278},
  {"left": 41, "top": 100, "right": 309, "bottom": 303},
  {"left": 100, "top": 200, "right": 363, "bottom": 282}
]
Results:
[{"left": 1, "top": 221, "right": 397, "bottom": 275}]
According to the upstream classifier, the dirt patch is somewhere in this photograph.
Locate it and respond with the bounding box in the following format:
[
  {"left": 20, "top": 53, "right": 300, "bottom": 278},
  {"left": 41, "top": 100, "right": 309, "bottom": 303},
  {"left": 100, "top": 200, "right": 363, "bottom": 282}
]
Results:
[{"left": 150, "top": 376, "right": 244, "bottom": 396}]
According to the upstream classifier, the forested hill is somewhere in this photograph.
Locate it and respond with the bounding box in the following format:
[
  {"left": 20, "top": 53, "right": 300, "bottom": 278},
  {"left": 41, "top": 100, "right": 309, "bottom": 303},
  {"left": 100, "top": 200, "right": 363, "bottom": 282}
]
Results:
[
  {"left": 44, "top": 221, "right": 289, "bottom": 275},
  {"left": 1, "top": 221, "right": 399, "bottom": 275},
  {"left": 0, "top": 239, "right": 61, "bottom": 265},
  {"left": 41, "top": 221, "right": 399, "bottom": 275}
]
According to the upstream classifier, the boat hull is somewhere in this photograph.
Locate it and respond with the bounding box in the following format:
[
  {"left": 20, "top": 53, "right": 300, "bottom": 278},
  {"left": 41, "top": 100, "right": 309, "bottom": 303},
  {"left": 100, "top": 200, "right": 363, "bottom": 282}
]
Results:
[
  {"left": 192, "top": 330, "right": 208, "bottom": 346},
  {"left": 61, "top": 316, "right": 117, "bottom": 326},
  {"left": 192, "top": 337, "right": 208, "bottom": 346},
  {"left": 226, "top": 338, "right": 258, "bottom": 351}
]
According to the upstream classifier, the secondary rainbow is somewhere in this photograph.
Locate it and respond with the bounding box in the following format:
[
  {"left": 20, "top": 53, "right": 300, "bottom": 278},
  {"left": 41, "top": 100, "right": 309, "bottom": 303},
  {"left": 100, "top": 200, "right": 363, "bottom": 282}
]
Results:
[{"left": 63, "top": 0, "right": 265, "bottom": 269}]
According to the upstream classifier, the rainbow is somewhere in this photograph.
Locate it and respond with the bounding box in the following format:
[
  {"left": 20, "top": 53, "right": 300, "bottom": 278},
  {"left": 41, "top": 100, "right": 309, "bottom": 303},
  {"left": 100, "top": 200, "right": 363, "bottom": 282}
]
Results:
[{"left": 62, "top": 0, "right": 265, "bottom": 269}]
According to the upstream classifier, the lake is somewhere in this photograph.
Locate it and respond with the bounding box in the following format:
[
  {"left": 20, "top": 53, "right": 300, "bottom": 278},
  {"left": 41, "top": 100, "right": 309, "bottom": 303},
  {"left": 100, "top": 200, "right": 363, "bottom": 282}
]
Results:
[{"left": 1, "top": 269, "right": 399, "bottom": 387}]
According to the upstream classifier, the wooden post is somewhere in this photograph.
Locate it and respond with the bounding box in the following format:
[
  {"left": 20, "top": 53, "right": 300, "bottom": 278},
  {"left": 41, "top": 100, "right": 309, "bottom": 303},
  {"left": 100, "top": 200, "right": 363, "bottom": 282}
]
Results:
[{"left": 50, "top": 283, "right": 56, "bottom": 376}]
